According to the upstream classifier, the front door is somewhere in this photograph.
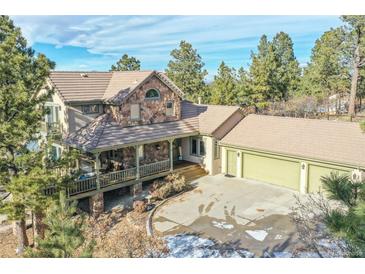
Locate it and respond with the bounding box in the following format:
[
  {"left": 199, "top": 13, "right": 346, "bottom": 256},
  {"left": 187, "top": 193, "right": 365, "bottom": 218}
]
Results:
[{"left": 226, "top": 150, "right": 237, "bottom": 176}]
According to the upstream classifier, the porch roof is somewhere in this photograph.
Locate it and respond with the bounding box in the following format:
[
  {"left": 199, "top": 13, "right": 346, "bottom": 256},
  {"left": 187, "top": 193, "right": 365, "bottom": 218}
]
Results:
[{"left": 65, "top": 113, "right": 199, "bottom": 152}]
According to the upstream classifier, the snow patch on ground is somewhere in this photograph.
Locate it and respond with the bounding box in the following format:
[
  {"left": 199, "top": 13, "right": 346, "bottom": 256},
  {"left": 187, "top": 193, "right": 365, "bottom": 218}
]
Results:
[
  {"left": 212, "top": 221, "right": 234, "bottom": 230},
  {"left": 274, "top": 234, "right": 283, "bottom": 240},
  {"left": 165, "top": 234, "right": 254, "bottom": 258},
  {"left": 245, "top": 230, "right": 268, "bottom": 242}
]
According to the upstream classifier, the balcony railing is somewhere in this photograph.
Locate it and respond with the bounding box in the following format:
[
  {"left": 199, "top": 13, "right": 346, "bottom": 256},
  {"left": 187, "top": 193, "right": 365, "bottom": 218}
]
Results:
[
  {"left": 100, "top": 167, "right": 137, "bottom": 188},
  {"left": 45, "top": 159, "right": 172, "bottom": 197},
  {"left": 140, "top": 159, "right": 170, "bottom": 178},
  {"left": 67, "top": 176, "right": 97, "bottom": 196}
]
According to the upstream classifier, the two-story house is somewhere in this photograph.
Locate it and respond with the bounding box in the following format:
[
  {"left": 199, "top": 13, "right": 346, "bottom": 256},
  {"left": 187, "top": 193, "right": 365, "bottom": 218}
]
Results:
[
  {"left": 43, "top": 70, "right": 243, "bottom": 214},
  {"left": 44, "top": 70, "right": 365, "bottom": 216}
]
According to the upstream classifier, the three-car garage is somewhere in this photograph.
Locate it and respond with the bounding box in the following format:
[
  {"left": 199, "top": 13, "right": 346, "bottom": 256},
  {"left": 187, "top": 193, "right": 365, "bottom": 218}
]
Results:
[{"left": 221, "top": 114, "right": 365, "bottom": 194}]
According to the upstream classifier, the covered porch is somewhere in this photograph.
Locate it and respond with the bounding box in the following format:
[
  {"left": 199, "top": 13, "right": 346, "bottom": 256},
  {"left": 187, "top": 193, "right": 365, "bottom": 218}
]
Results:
[{"left": 66, "top": 138, "right": 197, "bottom": 200}]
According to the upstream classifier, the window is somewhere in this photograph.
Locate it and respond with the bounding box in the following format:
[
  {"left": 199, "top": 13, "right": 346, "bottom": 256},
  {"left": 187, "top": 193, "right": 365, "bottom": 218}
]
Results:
[
  {"left": 138, "top": 145, "right": 144, "bottom": 160},
  {"left": 130, "top": 104, "right": 140, "bottom": 120},
  {"left": 166, "top": 101, "right": 174, "bottom": 116},
  {"left": 190, "top": 137, "right": 205, "bottom": 157},
  {"left": 191, "top": 138, "right": 198, "bottom": 155},
  {"left": 199, "top": 139, "right": 206, "bottom": 156},
  {"left": 214, "top": 140, "right": 220, "bottom": 159},
  {"left": 82, "top": 104, "right": 99, "bottom": 114},
  {"left": 45, "top": 104, "right": 60, "bottom": 124},
  {"left": 50, "top": 144, "right": 62, "bottom": 161},
  {"left": 145, "top": 89, "right": 160, "bottom": 99}
]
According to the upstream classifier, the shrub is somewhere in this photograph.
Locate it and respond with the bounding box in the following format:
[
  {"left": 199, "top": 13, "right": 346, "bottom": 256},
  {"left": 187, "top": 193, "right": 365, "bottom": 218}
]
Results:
[
  {"left": 149, "top": 173, "right": 191, "bottom": 200},
  {"left": 133, "top": 200, "right": 147, "bottom": 214}
]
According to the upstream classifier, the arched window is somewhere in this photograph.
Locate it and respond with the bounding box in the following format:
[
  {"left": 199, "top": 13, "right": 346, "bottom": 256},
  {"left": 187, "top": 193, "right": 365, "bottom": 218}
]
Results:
[{"left": 145, "top": 88, "right": 160, "bottom": 99}]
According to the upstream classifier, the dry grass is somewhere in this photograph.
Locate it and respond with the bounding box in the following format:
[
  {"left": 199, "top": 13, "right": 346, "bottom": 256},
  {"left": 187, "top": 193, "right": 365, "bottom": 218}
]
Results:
[
  {"left": 0, "top": 227, "right": 34, "bottom": 258},
  {"left": 150, "top": 173, "right": 191, "bottom": 200},
  {"left": 86, "top": 209, "right": 168, "bottom": 258}
]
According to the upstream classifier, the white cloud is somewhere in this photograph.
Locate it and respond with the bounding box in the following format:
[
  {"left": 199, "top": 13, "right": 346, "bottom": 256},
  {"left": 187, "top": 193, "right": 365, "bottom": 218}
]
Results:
[{"left": 10, "top": 15, "right": 342, "bottom": 73}]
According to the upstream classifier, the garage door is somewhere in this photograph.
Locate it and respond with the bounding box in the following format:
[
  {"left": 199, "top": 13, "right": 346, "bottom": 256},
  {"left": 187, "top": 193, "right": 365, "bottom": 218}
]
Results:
[
  {"left": 243, "top": 153, "right": 300, "bottom": 191},
  {"left": 308, "top": 164, "right": 349, "bottom": 193},
  {"left": 226, "top": 150, "right": 237, "bottom": 176}
]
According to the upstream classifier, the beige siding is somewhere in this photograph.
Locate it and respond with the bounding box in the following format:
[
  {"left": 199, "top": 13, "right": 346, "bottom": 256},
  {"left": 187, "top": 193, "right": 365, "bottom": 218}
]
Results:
[
  {"left": 181, "top": 135, "right": 216, "bottom": 175},
  {"left": 67, "top": 106, "right": 95, "bottom": 134}
]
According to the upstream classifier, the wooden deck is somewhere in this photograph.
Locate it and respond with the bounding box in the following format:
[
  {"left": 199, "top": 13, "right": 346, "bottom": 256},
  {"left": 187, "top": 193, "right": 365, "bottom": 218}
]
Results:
[{"left": 46, "top": 160, "right": 202, "bottom": 200}]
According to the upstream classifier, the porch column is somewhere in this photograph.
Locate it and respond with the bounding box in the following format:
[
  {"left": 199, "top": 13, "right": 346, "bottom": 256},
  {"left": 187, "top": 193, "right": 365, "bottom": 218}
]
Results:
[
  {"left": 135, "top": 145, "right": 140, "bottom": 180},
  {"left": 95, "top": 152, "right": 101, "bottom": 190},
  {"left": 169, "top": 139, "right": 174, "bottom": 172}
]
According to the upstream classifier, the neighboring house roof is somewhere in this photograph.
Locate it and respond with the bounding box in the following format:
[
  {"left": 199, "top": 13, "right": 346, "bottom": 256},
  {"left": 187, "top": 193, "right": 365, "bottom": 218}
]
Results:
[
  {"left": 181, "top": 101, "right": 242, "bottom": 136},
  {"left": 49, "top": 70, "right": 184, "bottom": 104},
  {"left": 65, "top": 113, "right": 199, "bottom": 152},
  {"left": 221, "top": 114, "right": 365, "bottom": 168}
]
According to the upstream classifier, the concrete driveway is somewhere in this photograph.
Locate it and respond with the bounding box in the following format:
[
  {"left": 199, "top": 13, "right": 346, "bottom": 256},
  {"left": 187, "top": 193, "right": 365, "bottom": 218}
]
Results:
[{"left": 152, "top": 174, "right": 302, "bottom": 256}]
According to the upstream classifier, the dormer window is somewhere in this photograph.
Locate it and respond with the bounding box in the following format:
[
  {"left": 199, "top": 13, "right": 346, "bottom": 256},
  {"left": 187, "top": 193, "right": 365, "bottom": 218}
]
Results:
[
  {"left": 166, "top": 101, "right": 174, "bottom": 116},
  {"left": 130, "top": 104, "right": 140, "bottom": 120},
  {"left": 145, "top": 88, "right": 160, "bottom": 99}
]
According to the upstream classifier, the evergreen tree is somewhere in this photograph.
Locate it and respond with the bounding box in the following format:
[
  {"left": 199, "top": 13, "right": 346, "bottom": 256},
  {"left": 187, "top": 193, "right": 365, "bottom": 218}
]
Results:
[
  {"left": 248, "top": 35, "right": 279, "bottom": 108},
  {"left": 166, "top": 41, "right": 208, "bottom": 102},
  {"left": 0, "top": 15, "right": 54, "bottom": 253},
  {"left": 25, "top": 192, "right": 94, "bottom": 258},
  {"left": 236, "top": 67, "right": 252, "bottom": 106},
  {"left": 110, "top": 54, "right": 141, "bottom": 71},
  {"left": 300, "top": 28, "right": 350, "bottom": 106},
  {"left": 321, "top": 173, "right": 365, "bottom": 257},
  {"left": 272, "top": 32, "right": 301, "bottom": 99},
  {"left": 341, "top": 16, "right": 365, "bottom": 116},
  {"left": 209, "top": 62, "right": 238, "bottom": 105}
]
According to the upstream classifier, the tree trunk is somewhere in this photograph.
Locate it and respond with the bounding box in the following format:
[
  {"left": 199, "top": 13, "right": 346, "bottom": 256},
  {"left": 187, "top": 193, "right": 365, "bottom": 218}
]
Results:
[
  {"left": 33, "top": 211, "right": 46, "bottom": 247},
  {"left": 15, "top": 219, "right": 29, "bottom": 255},
  {"left": 349, "top": 44, "right": 361, "bottom": 117}
]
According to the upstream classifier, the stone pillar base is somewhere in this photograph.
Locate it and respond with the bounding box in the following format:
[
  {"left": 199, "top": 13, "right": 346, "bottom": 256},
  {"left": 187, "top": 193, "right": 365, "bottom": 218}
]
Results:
[
  {"left": 130, "top": 182, "right": 143, "bottom": 196},
  {"left": 89, "top": 192, "right": 104, "bottom": 218}
]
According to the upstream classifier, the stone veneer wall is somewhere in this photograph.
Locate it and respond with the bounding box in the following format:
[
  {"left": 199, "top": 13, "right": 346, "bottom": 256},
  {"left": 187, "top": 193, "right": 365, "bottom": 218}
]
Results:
[
  {"left": 108, "top": 75, "right": 181, "bottom": 127},
  {"left": 141, "top": 141, "right": 169, "bottom": 165},
  {"left": 100, "top": 141, "right": 169, "bottom": 170}
]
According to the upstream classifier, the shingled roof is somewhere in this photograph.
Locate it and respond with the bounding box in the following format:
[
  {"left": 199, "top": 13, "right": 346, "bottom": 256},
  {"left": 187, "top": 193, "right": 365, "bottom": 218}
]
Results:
[
  {"left": 65, "top": 100, "right": 241, "bottom": 152},
  {"left": 49, "top": 70, "right": 183, "bottom": 103},
  {"left": 221, "top": 114, "right": 365, "bottom": 168},
  {"left": 181, "top": 101, "right": 241, "bottom": 136},
  {"left": 65, "top": 113, "right": 199, "bottom": 152}
]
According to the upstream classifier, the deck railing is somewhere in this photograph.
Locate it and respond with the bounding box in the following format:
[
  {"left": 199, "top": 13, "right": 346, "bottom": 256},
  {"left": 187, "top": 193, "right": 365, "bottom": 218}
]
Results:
[
  {"left": 100, "top": 167, "right": 137, "bottom": 188},
  {"left": 66, "top": 176, "right": 97, "bottom": 196},
  {"left": 45, "top": 159, "right": 171, "bottom": 197},
  {"left": 140, "top": 159, "right": 170, "bottom": 178}
]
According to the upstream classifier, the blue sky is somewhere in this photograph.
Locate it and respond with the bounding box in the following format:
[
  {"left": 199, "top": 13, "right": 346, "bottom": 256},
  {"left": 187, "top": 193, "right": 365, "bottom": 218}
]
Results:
[{"left": 11, "top": 16, "right": 342, "bottom": 81}]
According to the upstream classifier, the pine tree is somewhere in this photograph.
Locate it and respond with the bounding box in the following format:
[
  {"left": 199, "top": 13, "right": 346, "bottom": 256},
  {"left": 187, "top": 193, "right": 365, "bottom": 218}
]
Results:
[
  {"left": 341, "top": 16, "right": 365, "bottom": 116},
  {"left": 272, "top": 32, "right": 301, "bottom": 100},
  {"left": 209, "top": 62, "right": 238, "bottom": 105},
  {"left": 300, "top": 28, "right": 350, "bottom": 106},
  {"left": 110, "top": 54, "right": 141, "bottom": 71},
  {"left": 166, "top": 41, "right": 208, "bottom": 102},
  {"left": 248, "top": 35, "right": 279, "bottom": 108},
  {"left": 0, "top": 15, "right": 54, "bottom": 253},
  {"left": 25, "top": 192, "right": 94, "bottom": 258},
  {"left": 236, "top": 67, "right": 252, "bottom": 106}
]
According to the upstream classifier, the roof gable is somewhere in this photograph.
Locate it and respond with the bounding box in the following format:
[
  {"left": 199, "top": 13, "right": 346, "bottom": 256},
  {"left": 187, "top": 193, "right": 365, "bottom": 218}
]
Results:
[
  {"left": 49, "top": 70, "right": 184, "bottom": 104},
  {"left": 104, "top": 71, "right": 184, "bottom": 105}
]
